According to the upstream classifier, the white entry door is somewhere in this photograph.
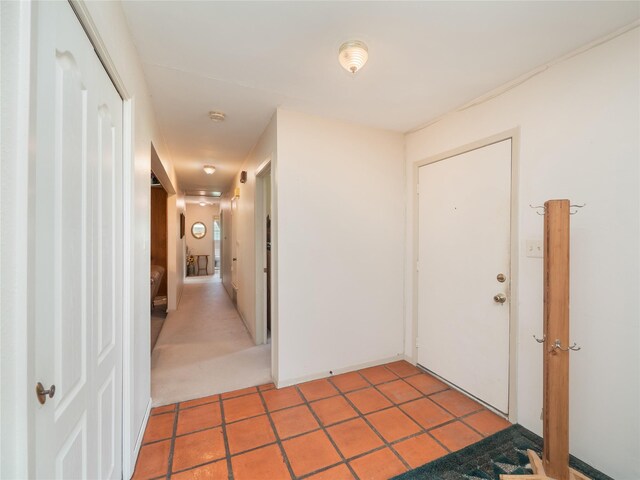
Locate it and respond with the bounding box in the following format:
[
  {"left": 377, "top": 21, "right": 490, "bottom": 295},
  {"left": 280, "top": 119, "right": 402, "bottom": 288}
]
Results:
[
  {"left": 417, "top": 139, "right": 511, "bottom": 414},
  {"left": 33, "top": 2, "right": 123, "bottom": 478}
]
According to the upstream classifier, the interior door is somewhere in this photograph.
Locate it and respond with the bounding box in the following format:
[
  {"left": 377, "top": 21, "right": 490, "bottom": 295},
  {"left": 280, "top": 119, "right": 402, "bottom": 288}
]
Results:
[
  {"left": 231, "top": 199, "right": 239, "bottom": 289},
  {"left": 417, "top": 139, "right": 511, "bottom": 413},
  {"left": 266, "top": 214, "right": 271, "bottom": 333},
  {"left": 33, "top": 2, "right": 123, "bottom": 478}
]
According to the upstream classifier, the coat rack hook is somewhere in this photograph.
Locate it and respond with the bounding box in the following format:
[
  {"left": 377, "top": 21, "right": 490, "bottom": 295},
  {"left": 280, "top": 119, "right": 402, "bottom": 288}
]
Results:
[
  {"left": 569, "top": 203, "right": 586, "bottom": 215},
  {"left": 529, "top": 204, "right": 546, "bottom": 216},
  {"left": 533, "top": 334, "right": 546, "bottom": 343},
  {"left": 550, "top": 339, "right": 581, "bottom": 352}
]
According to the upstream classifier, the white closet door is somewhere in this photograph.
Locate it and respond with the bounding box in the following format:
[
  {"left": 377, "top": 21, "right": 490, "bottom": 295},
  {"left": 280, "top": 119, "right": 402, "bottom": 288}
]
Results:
[{"left": 33, "top": 2, "right": 123, "bottom": 478}]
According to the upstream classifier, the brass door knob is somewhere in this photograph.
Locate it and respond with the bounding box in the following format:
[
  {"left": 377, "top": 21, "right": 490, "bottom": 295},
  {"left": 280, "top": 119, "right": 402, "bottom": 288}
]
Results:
[
  {"left": 36, "top": 382, "right": 56, "bottom": 405},
  {"left": 493, "top": 293, "right": 507, "bottom": 304}
]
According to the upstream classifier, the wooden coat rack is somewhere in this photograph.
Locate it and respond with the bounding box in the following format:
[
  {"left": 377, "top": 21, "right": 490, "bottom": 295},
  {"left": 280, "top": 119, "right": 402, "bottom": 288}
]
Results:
[{"left": 502, "top": 200, "right": 588, "bottom": 480}]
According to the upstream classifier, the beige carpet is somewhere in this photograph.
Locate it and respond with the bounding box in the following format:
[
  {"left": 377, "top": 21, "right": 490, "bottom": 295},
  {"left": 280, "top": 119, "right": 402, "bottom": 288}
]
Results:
[
  {"left": 151, "top": 275, "right": 271, "bottom": 406},
  {"left": 150, "top": 307, "right": 167, "bottom": 352}
]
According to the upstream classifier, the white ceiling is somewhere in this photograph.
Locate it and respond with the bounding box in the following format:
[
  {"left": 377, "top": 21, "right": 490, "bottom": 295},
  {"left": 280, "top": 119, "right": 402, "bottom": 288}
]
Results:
[
  {"left": 121, "top": 1, "right": 639, "bottom": 194},
  {"left": 184, "top": 195, "right": 221, "bottom": 206}
]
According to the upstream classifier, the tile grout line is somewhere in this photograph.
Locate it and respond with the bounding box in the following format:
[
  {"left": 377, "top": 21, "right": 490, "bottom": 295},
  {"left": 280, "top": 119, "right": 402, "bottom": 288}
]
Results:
[
  {"left": 412, "top": 363, "right": 510, "bottom": 423},
  {"left": 460, "top": 419, "right": 491, "bottom": 439},
  {"left": 327, "top": 370, "right": 413, "bottom": 472},
  {"left": 225, "top": 366, "right": 462, "bottom": 475},
  {"left": 372, "top": 367, "right": 463, "bottom": 462},
  {"left": 165, "top": 401, "right": 181, "bottom": 479},
  {"left": 292, "top": 383, "right": 361, "bottom": 480},
  {"left": 141, "top": 363, "right": 507, "bottom": 479},
  {"left": 147, "top": 398, "right": 487, "bottom": 466},
  {"left": 388, "top": 373, "right": 495, "bottom": 452},
  {"left": 255, "top": 388, "right": 297, "bottom": 480},
  {"left": 217, "top": 395, "right": 235, "bottom": 480},
  {"left": 172, "top": 398, "right": 219, "bottom": 411},
  {"left": 184, "top": 369, "right": 421, "bottom": 411},
  {"left": 330, "top": 365, "right": 496, "bottom": 468}
]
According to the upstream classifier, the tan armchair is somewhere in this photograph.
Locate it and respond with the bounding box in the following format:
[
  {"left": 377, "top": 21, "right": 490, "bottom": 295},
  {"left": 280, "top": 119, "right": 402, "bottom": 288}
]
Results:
[{"left": 150, "top": 265, "right": 165, "bottom": 309}]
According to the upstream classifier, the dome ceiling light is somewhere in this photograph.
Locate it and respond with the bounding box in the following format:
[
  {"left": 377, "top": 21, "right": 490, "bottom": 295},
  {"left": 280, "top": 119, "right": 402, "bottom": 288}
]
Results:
[
  {"left": 338, "top": 40, "right": 369, "bottom": 75},
  {"left": 203, "top": 165, "right": 216, "bottom": 175},
  {"left": 208, "top": 111, "right": 226, "bottom": 122}
]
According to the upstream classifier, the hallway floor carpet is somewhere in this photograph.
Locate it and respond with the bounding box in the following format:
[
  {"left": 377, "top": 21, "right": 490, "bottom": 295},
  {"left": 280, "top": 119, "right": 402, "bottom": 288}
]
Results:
[
  {"left": 135, "top": 360, "right": 511, "bottom": 480},
  {"left": 151, "top": 275, "right": 271, "bottom": 406}
]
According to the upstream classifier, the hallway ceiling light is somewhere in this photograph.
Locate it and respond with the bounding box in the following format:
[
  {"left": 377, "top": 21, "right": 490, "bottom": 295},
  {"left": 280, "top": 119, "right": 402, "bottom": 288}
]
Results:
[
  {"left": 203, "top": 165, "right": 216, "bottom": 175},
  {"left": 338, "top": 40, "right": 368, "bottom": 74},
  {"left": 208, "top": 111, "right": 226, "bottom": 122},
  {"left": 199, "top": 201, "right": 207, "bottom": 206}
]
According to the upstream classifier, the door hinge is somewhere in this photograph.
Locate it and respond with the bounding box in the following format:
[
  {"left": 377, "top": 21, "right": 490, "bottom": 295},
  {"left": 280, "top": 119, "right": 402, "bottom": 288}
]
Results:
[
  {"left": 416, "top": 183, "right": 419, "bottom": 195},
  {"left": 415, "top": 337, "right": 419, "bottom": 349},
  {"left": 416, "top": 261, "right": 419, "bottom": 272}
]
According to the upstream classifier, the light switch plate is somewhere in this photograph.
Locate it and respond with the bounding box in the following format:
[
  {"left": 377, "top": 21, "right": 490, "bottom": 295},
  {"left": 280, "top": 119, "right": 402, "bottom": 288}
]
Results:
[{"left": 526, "top": 239, "right": 543, "bottom": 258}]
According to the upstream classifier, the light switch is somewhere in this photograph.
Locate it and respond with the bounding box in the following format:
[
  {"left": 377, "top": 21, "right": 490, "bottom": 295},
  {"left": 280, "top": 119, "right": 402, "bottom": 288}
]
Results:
[{"left": 526, "top": 239, "right": 543, "bottom": 258}]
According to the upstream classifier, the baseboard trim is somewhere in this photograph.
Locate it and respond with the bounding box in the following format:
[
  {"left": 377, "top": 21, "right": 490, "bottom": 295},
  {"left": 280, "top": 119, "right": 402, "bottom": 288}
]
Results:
[
  {"left": 237, "top": 310, "right": 256, "bottom": 343},
  {"left": 276, "top": 355, "right": 405, "bottom": 389},
  {"left": 403, "top": 353, "right": 417, "bottom": 365}
]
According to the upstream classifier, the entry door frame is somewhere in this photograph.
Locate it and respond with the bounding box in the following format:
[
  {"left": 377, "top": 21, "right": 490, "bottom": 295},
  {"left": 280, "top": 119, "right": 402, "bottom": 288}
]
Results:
[
  {"left": 412, "top": 129, "right": 520, "bottom": 421},
  {"left": 255, "top": 157, "right": 272, "bottom": 347}
]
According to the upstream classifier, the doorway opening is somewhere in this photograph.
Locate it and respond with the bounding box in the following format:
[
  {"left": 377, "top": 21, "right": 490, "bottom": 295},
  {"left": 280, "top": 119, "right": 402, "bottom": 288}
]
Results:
[
  {"left": 150, "top": 189, "right": 271, "bottom": 406},
  {"left": 255, "top": 159, "right": 272, "bottom": 345},
  {"left": 213, "top": 216, "right": 221, "bottom": 276},
  {"left": 150, "top": 167, "right": 169, "bottom": 351}
]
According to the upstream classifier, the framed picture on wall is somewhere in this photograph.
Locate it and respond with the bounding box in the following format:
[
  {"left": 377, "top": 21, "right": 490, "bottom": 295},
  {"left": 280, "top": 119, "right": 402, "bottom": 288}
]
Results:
[{"left": 180, "top": 213, "right": 185, "bottom": 238}]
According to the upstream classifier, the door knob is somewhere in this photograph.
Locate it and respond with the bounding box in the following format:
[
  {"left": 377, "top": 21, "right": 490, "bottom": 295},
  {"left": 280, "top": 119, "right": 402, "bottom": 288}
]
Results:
[
  {"left": 36, "top": 382, "right": 56, "bottom": 405},
  {"left": 493, "top": 293, "right": 507, "bottom": 304}
]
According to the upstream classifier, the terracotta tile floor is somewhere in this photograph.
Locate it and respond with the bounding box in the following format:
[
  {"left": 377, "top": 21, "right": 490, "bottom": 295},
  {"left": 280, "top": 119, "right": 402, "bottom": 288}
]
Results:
[{"left": 133, "top": 361, "right": 511, "bottom": 480}]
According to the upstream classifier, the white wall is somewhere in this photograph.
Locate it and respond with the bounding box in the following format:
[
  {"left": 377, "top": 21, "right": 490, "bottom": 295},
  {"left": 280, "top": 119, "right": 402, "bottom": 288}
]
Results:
[
  {"left": 167, "top": 194, "right": 185, "bottom": 310},
  {"left": 405, "top": 29, "right": 639, "bottom": 479},
  {"left": 220, "top": 196, "right": 233, "bottom": 295},
  {"left": 185, "top": 202, "right": 220, "bottom": 275},
  {"left": 79, "top": 2, "right": 180, "bottom": 476},
  {"left": 220, "top": 114, "right": 277, "bottom": 343},
  {"left": 276, "top": 109, "right": 405, "bottom": 385}
]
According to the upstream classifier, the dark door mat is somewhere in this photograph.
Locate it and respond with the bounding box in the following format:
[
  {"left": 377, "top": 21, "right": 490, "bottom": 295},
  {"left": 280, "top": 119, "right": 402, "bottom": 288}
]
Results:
[{"left": 392, "top": 424, "right": 612, "bottom": 480}]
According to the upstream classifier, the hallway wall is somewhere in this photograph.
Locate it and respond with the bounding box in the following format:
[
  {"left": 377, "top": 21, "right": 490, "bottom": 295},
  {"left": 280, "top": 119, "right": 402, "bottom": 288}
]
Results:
[
  {"left": 221, "top": 109, "right": 405, "bottom": 386},
  {"left": 220, "top": 114, "right": 278, "bottom": 345},
  {"left": 276, "top": 109, "right": 405, "bottom": 385},
  {"left": 167, "top": 194, "right": 186, "bottom": 310},
  {"left": 404, "top": 28, "right": 640, "bottom": 479}
]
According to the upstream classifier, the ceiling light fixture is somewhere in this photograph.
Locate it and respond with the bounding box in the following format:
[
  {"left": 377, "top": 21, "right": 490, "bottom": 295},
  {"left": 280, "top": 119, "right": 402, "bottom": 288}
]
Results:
[
  {"left": 199, "top": 201, "right": 207, "bottom": 206},
  {"left": 208, "top": 111, "right": 226, "bottom": 122},
  {"left": 338, "top": 40, "right": 368, "bottom": 75},
  {"left": 203, "top": 165, "right": 216, "bottom": 175}
]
